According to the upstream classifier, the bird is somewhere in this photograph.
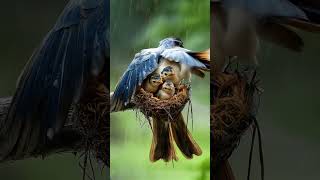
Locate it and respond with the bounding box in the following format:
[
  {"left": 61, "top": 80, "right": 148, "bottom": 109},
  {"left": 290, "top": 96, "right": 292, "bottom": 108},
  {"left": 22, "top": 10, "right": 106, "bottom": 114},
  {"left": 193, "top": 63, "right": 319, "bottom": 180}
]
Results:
[
  {"left": 111, "top": 37, "right": 210, "bottom": 112},
  {"left": 150, "top": 80, "right": 202, "bottom": 162},
  {"left": 159, "top": 66, "right": 180, "bottom": 86},
  {"left": 142, "top": 73, "right": 163, "bottom": 94},
  {"left": 111, "top": 37, "right": 209, "bottom": 162},
  {"left": 156, "top": 80, "right": 175, "bottom": 100},
  {"left": 212, "top": 0, "right": 320, "bottom": 71},
  {"left": 0, "top": 0, "right": 109, "bottom": 163}
]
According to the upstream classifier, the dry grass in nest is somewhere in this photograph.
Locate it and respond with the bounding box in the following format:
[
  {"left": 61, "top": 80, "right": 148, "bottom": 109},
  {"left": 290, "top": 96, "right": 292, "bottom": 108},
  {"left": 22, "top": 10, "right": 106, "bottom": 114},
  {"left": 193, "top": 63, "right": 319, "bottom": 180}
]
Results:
[
  {"left": 211, "top": 71, "right": 258, "bottom": 171},
  {"left": 75, "top": 83, "right": 110, "bottom": 178},
  {"left": 133, "top": 87, "right": 190, "bottom": 121}
]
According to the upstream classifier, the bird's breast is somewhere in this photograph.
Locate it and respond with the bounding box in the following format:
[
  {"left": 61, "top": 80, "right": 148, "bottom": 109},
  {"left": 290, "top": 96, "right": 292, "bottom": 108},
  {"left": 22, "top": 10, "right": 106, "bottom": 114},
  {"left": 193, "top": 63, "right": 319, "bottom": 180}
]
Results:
[{"left": 157, "top": 90, "right": 173, "bottom": 100}]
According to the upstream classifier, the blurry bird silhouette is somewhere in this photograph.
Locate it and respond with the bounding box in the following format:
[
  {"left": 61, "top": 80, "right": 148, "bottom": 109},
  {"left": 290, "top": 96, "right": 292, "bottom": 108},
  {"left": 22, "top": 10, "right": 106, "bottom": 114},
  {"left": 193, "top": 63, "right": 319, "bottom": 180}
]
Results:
[
  {"left": 212, "top": 0, "right": 320, "bottom": 179},
  {"left": 0, "top": 0, "right": 109, "bottom": 163},
  {"left": 212, "top": 0, "right": 320, "bottom": 71}
]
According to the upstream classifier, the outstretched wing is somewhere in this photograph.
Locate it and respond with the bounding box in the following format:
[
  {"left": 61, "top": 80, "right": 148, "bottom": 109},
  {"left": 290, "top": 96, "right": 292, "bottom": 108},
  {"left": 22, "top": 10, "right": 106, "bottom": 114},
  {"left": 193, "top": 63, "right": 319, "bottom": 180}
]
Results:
[
  {"left": 161, "top": 47, "right": 210, "bottom": 70},
  {"left": 0, "top": 0, "right": 109, "bottom": 160},
  {"left": 111, "top": 49, "right": 160, "bottom": 112}
]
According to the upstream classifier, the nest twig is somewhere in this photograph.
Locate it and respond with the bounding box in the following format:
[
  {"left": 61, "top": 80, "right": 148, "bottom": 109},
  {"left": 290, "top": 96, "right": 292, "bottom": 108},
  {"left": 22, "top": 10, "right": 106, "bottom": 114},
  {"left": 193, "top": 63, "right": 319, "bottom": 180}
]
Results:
[{"left": 75, "top": 82, "right": 110, "bottom": 179}]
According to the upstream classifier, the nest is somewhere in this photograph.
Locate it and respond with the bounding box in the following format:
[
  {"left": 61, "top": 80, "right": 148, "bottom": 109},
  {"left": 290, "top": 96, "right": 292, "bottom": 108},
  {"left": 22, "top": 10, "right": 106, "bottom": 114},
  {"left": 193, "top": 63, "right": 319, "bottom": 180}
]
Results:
[
  {"left": 133, "top": 87, "right": 190, "bottom": 120},
  {"left": 211, "top": 71, "right": 259, "bottom": 171}
]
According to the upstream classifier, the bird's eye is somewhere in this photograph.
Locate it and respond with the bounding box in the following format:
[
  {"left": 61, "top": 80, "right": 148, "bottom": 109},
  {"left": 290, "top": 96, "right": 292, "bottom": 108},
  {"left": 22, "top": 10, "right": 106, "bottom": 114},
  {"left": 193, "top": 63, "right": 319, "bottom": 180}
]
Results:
[{"left": 164, "top": 73, "right": 167, "bottom": 76}]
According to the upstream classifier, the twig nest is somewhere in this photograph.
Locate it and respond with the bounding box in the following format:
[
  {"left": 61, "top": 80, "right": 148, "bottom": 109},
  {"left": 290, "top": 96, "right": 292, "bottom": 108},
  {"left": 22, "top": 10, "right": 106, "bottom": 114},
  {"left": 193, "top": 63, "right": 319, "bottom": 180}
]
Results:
[
  {"left": 133, "top": 87, "right": 190, "bottom": 120},
  {"left": 211, "top": 71, "right": 258, "bottom": 171}
]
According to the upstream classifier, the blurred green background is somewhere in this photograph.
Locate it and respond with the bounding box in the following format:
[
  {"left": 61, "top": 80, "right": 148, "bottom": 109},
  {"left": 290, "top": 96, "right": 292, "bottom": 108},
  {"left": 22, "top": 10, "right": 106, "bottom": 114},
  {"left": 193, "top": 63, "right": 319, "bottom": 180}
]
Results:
[
  {"left": 110, "top": 0, "right": 210, "bottom": 180},
  {"left": 0, "top": 0, "right": 106, "bottom": 180},
  {"left": 229, "top": 32, "right": 320, "bottom": 179}
]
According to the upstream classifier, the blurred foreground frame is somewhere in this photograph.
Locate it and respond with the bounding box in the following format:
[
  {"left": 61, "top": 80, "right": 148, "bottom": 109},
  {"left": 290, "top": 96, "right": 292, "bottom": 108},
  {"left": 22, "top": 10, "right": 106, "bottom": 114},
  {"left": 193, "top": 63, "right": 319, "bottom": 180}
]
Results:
[
  {"left": 0, "top": 0, "right": 110, "bottom": 179},
  {"left": 211, "top": 0, "right": 320, "bottom": 179}
]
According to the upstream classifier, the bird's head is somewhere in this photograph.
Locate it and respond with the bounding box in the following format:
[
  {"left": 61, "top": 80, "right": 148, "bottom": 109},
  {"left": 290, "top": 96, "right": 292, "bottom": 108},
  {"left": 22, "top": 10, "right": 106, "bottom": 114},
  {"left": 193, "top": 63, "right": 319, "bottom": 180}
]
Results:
[
  {"left": 159, "top": 37, "right": 184, "bottom": 48},
  {"left": 160, "top": 66, "right": 175, "bottom": 80},
  {"left": 161, "top": 80, "right": 175, "bottom": 93},
  {"left": 149, "top": 74, "right": 163, "bottom": 86}
]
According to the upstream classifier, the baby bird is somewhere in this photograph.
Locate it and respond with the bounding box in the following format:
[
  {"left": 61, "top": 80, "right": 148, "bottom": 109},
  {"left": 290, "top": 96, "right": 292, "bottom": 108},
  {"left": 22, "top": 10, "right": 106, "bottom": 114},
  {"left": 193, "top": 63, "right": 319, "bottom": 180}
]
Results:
[
  {"left": 157, "top": 80, "right": 175, "bottom": 100},
  {"left": 160, "top": 66, "right": 181, "bottom": 87},
  {"left": 142, "top": 73, "right": 163, "bottom": 93}
]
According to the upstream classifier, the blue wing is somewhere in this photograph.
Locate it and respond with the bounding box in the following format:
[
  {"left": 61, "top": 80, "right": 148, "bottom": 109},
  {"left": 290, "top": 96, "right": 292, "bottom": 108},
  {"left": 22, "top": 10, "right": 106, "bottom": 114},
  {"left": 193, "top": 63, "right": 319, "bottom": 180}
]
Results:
[
  {"left": 161, "top": 47, "right": 209, "bottom": 70},
  {"left": 111, "top": 49, "right": 161, "bottom": 112},
  {"left": 0, "top": 0, "right": 109, "bottom": 160}
]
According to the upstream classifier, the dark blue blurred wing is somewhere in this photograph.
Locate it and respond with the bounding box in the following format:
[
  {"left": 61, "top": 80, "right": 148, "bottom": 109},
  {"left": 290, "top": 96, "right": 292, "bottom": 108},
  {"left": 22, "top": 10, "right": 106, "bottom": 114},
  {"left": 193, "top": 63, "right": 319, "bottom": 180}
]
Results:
[
  {"left": 111, "top": 48, "right": 160, "bottom": 112},
  {"left": 161, "top": 47, "right": 208, "bottom": 70},
  {"left": 0, "top": 0, "right": 109, "bottom": 159}
]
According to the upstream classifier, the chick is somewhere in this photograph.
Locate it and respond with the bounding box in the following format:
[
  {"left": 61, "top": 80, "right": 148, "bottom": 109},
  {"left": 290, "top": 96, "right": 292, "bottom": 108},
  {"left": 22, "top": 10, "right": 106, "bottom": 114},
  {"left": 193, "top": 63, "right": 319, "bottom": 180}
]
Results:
[
  {"left": 159, "top": 66, "right": 180, "bottom": 86},
  {"left": 156, "top": 80, "right": 175, "bottom": 100},
  {"left": 156, "top": 59, "right": 182, "bottom": 85},
  {"left": 142, "top": 73, "right": 163, "bottom": 93}
]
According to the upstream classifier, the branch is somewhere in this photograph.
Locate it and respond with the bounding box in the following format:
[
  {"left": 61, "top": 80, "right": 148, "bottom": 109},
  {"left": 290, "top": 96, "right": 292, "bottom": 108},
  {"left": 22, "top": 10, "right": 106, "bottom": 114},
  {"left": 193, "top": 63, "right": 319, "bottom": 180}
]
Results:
[{"left": 0, "top": 97, "right": 84, "bottom": 162}]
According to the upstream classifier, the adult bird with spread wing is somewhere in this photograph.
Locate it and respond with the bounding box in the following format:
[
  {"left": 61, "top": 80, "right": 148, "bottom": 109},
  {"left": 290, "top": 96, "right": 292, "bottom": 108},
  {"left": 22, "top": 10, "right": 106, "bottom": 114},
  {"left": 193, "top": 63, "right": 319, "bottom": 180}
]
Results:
[
  {"left": 111, "top": 37, "right": 210, "bottom": 112},
  {"left": 111, "top": 37, "right": 210, "bottom": 162},
  {"left": 0, "top": 0, "right": 109, "bottom": 164}
]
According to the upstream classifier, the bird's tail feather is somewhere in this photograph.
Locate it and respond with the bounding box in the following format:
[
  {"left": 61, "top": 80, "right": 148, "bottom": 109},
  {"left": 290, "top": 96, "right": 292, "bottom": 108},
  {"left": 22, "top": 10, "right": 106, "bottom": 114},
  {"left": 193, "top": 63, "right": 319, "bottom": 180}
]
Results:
[
  {"left": 170, "top": 113, "right": 202, "bottom": 158},
  {"left": 188, "top": 49, "right": 210, "bottom": 69},
  {"left": 149, "top": 116, "right": 177, "bottom": 162},
  {"left": 191, "top": 69, "right": 205, "bottom": 78}
]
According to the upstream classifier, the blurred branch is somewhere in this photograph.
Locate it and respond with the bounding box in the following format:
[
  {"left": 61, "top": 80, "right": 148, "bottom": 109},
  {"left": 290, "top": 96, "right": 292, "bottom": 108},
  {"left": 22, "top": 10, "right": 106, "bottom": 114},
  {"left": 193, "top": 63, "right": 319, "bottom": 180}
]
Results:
[{"left": 0, "top": 96, "right": 84, "bottom": 162}]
